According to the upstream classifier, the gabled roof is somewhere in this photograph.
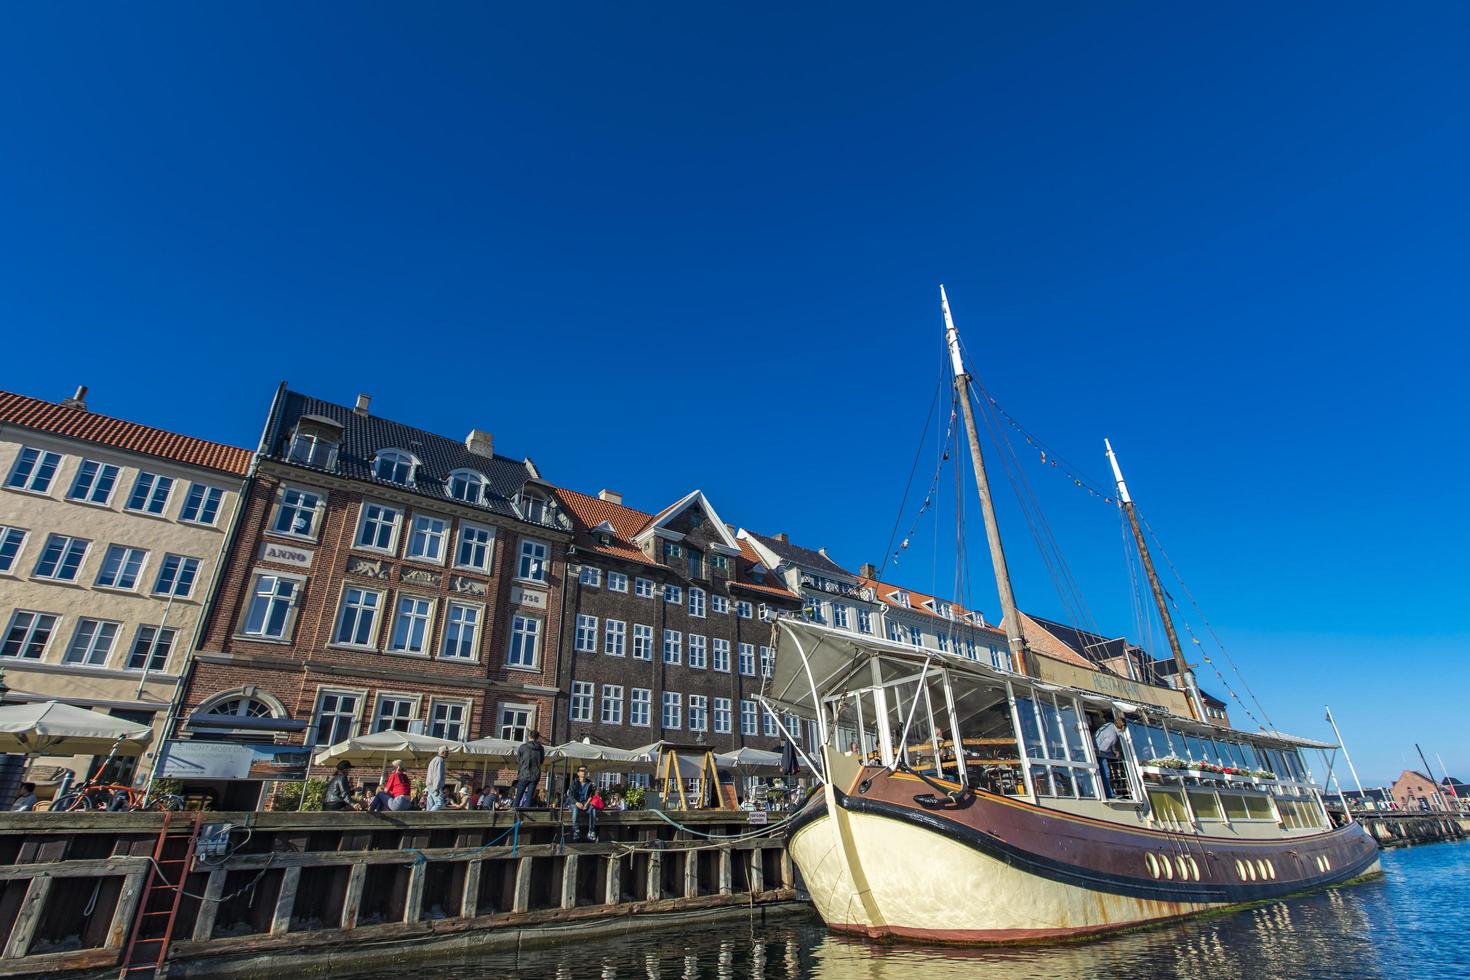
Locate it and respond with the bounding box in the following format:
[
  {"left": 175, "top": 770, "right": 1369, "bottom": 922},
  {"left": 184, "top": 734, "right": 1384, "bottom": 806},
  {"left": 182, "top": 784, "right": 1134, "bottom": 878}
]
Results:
[
  {"left": 741, "top": 530, "right": 854, "bottom": 578},
  {"left": 1024, "top": 614, "right": 1130, "bottom": 665},
  {"left": 0, "top": 389, "right": 251, "bottom": 475},
  {"left": 269, "top": 390, "right": 550, "bottom": 525},
  {"left": 632, "top": 489, "right": 741, "bottom": 551},
  {"left": 731, "top": 538, "right": 798, "bottom": 599},
  {"left": 552, "top": 487, "right": 661, "bottom": 568}
]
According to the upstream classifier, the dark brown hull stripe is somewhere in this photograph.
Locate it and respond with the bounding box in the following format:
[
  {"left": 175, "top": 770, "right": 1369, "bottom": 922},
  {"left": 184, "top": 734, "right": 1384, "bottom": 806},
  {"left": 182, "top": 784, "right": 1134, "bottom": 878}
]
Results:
[{"left": 790, "top": 787, "right": 1380, "bottom": 906}]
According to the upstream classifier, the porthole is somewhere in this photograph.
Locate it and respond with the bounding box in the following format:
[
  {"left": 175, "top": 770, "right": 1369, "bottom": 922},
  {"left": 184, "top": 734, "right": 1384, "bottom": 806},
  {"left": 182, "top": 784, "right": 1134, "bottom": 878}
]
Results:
[
  {"left": 1146, "top": 853, "right": 1160, "bottom": 879},
  {"left": 1266, "top": 860, "right": 1276, "bottom": 880},
  {"left": 1188, "top": 856, "right": 1201, "bottom": 881},
  {"left": 1323, "top": 855, "right": 1332, "bottom": 872},
  {"left": 1176, "top": 856, "right": 1190, "bottom": 880},
  {"left": 1246, "top": 861, "right": 1257, "bottom": 881},
  {"left": 1161, "top": 854, "right": 1174, "bottom": 879},
  {"left": 1235, "top": 859, "right": 1246, "bottom": 880},
  {"left": 1314, "top": 855, "right": 1325, "bottom": 873},
  {"left": 1255, "top": 860, "right": 1269, "bottom": 881}
]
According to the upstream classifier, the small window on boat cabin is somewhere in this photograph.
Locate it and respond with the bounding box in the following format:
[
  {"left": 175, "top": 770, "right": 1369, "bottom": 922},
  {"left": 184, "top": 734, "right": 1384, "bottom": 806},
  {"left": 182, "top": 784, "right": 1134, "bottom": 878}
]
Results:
[
  {"left": 1188, "top": 789, "right": 1224, "bottom": 821},
  {"left": 1244, "top": 794, "right": 1275, "bottom": 820},
  {"left": 1147, "top": 788, "right": 1190, "bottom": 827},
  {"left": 1220, "top": 792, "right": 1251, "bottom": 821}
]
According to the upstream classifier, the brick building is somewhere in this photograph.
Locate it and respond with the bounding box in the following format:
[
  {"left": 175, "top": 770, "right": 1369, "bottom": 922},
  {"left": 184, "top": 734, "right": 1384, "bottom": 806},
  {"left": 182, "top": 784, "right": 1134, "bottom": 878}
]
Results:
[
  {"left": 0, "top": 387, "right": 249, "bottom": 791},
  {"left": 173, "top": 387, "right": 570, "bottom": 799},
  {"left": 550, "top": 487, "right": 800, "bottom": 755},
  {"left": 1391, "top": 769, "right": 1447, "bottom": 811}
]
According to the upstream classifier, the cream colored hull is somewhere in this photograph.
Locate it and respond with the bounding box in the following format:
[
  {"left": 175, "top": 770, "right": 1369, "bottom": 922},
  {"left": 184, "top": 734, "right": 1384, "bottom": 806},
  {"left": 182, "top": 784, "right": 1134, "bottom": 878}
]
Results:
[{"left": 789, "top": 805, "right": 1368, "bottom": 942}]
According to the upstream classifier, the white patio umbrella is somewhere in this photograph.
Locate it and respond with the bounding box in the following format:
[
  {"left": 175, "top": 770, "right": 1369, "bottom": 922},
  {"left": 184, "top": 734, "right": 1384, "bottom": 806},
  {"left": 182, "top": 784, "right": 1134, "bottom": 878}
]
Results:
[
  {"left": 311, "top": 730, "right": 467, "bottom": 767},
  {"left": 714, "top": 746, "right": 785, "bottom": 776},
  {"left": 0, "top": 701, "right": 153, "bottom": 757},
  {"left": 458, "top": 736, "right": 522, "bottom": 765},
  {"left": 548, "top": 739, "right": 647, "bottom": 772}
]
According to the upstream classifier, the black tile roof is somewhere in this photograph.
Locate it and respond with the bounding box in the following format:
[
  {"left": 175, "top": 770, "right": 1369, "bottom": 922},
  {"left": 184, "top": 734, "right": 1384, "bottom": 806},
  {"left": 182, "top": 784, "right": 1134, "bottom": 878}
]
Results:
[
  {"left": 1026, "top": 614, "right": 1129, "bottom": 665},
  {"left": 268, "top": 389, "right": 559, "bottom": 528},
  {"left": 746, "top": 531, "right": 854, "bottom": 578}
]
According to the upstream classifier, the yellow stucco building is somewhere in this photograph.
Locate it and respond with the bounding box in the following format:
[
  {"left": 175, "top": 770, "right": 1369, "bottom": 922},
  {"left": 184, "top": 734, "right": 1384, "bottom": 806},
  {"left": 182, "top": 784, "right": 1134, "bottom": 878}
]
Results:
[{"left": 0, "top": 387, "right": 250, "bottom": 796}]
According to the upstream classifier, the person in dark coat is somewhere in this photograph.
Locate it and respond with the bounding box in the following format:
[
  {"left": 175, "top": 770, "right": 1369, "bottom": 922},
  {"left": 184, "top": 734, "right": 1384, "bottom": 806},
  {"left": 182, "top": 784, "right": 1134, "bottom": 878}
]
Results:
[
  {"left": 323, "top": 762, "right": 354, "bottom": 811},
  {"left": 513, "top": 730, "right": 545, "bottom": 809}
]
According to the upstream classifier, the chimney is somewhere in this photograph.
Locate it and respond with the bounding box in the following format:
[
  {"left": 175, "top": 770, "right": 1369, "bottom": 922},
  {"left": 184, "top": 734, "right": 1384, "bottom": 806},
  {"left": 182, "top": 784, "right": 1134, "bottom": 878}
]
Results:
[
  {"left": 60, "top": 385, "right": 88, "bottom": 411},
  {"left": 859, "top": 562, "right": 877, "bottom": 579},
  {"left": 775, "top": 532, "right": 789, "bottom": 544},
  {"left": 465, "top": 429, "right": 494, "bottom": 457},
  {"left": 353, "top": 393, "right": 372, "bottom": 416},
  {"left": 597, "top": 489, "right": 622, "bottom": 505}
]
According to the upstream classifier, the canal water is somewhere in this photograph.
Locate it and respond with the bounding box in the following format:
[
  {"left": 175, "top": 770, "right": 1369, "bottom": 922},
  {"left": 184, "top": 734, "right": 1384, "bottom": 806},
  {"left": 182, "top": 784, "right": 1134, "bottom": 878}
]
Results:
[{"left": 339, "top": 841, "right": 1466, "bottom": 979}]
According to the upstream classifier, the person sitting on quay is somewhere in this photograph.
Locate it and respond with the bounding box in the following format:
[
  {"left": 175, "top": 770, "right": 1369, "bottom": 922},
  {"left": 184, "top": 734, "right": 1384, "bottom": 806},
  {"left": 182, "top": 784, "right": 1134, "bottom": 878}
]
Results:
[
  {"left": 567, "top": 766, "right": 598, "bottom": 842},
  {"left": 369, "top": 759, "right": 415, "bottom": 812},
  {"left": 323, "top": 762, "right": 356, "bottom": 811},
  {"left": 10, "top": 783, "right": 37, "bottom": 812},
  {"left": 513, "top": 730, "right": 545, "bottom": 809}
]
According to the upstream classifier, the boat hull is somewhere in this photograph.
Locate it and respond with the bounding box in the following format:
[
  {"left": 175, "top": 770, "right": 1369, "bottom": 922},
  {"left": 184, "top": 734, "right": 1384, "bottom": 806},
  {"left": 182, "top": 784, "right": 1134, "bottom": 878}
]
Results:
[{"left": 787, "top": 771, "right": 1382, "bottom": 943}]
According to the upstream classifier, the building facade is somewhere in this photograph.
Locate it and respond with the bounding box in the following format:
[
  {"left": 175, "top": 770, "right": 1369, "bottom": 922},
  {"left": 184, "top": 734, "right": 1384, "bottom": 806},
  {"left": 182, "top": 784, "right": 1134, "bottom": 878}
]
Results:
[
  {"left": 173, "top": 387, "right": 571, "bottom": 800},
  {"left": 0, "top": 387, "right": 250, "bottom": 786},
  {"left": 552, "top": 488, "right": 800, "bottom": 755},
  {"left": 1391, "top": 769, "right": 1447, "bottom": 811}
]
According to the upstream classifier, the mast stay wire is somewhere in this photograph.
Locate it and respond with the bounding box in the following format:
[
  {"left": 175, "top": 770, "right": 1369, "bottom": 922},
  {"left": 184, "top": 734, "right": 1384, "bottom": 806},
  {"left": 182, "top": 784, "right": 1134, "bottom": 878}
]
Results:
[
  {"left": 878, "top": 346, "right": 949, "bottom": 579},
  {"left": 1138, "top": 515, "right": 1277, "bottom": 731}
]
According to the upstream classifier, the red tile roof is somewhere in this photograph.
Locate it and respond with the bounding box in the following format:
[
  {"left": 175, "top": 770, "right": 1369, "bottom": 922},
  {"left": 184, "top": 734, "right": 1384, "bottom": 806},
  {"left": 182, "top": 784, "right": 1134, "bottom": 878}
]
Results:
[
  {"left": 552, "top": 487, "right": 662, "bottom": 568},
  {"left": 0, "top": 390, "right": 251, "bottom": 476}
]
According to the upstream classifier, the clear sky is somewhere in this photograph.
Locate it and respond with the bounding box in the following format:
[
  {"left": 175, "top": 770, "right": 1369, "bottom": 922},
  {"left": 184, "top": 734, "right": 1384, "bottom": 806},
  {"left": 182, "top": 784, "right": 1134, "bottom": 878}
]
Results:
[{"left": 2, "top": 4, "right": 1465, "bottom": 786}]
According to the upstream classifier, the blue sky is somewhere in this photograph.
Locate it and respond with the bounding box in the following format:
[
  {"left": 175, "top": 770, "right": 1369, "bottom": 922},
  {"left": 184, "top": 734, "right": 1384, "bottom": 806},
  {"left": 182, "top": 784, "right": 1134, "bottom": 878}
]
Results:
[{"left": 2, "top": 4, "right": 1465, "bottom": 785}]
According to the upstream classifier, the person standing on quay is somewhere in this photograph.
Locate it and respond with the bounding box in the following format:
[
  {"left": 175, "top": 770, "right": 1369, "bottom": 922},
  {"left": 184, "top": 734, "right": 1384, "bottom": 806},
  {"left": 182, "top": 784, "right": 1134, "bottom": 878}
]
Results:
[
  {"left": 324, "top": 762, "right": 354, "bottom": 811},
  {"left": 426, "top": 746, "right": 449, "bottom": 811},
  {"left": 514, "top": 730, "right": 545, "bottom": 809}
]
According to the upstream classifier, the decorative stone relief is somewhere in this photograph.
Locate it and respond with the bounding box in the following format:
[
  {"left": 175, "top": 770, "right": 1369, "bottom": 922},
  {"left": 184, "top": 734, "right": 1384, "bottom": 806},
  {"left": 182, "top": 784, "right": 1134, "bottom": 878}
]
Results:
[
  {"left": 400, "top": 567, "right": 442, "bottom": 588},
  {"left": 450, "top": 575, "right": 488, "bottom": 597},
  {"left": 346, "top": 556, "right": 390, "bottom": 580}
]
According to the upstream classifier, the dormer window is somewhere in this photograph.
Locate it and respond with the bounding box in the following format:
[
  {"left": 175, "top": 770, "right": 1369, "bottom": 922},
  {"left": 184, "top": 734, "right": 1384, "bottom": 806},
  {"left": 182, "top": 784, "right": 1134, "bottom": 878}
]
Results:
[
  {"left": 373, "top": 450, "right": 417, "bottom": 486},
  {"left": 750, "top": 567, "right": 766, "bottom": 583},
  {"left": 287, "top": 417, "right": 342, "bottom": 470},
  {"left": 448, "top": 470, "right": 485, "bottom": 504},
  {"left": 890, "top": 591, "right": 911, "bottom": 608},
  {"left": 517, "top": 491, "right": 549, "bottom": 523}
]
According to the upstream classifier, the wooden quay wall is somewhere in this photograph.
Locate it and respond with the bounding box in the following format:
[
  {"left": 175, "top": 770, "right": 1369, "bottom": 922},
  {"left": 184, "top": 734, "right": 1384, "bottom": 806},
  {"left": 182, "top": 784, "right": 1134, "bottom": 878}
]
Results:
[
  {"left": 1356, "top": 810, "right": 1470, "bottom": 849},
  {"left": 0, "top": 809, "right": 801, "bottom": 978}
]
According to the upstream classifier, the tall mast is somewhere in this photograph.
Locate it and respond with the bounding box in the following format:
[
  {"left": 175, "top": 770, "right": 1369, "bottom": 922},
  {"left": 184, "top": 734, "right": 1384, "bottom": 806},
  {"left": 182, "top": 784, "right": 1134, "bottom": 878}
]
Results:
[
  {"left": 1105, "top": 439, "right": 1203, "bottom": 720},
  {"left": 941, "top": 286, "right": 1032, "bottom": 676}
]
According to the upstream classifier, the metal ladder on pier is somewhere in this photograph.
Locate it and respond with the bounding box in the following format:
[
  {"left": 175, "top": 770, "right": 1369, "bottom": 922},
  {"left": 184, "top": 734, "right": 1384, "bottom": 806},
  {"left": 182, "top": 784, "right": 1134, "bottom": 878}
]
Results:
[{"left": 119, "top": 810, "right": 202, "bottom": 979}]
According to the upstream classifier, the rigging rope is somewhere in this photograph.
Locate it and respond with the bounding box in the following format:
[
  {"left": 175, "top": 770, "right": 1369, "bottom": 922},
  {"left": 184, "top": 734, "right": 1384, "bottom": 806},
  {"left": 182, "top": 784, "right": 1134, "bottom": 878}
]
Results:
[{"left": 878, "top": 350, "right": 948, "bottom": 578}]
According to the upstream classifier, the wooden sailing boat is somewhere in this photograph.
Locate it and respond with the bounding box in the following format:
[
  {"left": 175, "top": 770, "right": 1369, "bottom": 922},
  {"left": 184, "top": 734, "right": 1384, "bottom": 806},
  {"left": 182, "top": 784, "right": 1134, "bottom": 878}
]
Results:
[{"left": 772, "top": 287, "right": 1380, "bottom": 943}]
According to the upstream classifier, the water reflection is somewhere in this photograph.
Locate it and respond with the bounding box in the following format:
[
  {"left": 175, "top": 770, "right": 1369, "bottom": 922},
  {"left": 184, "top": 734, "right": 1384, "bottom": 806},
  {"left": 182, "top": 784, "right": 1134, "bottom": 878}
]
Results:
[{"left": 333, "top": 843, "right": 1466, "bottom": 980}]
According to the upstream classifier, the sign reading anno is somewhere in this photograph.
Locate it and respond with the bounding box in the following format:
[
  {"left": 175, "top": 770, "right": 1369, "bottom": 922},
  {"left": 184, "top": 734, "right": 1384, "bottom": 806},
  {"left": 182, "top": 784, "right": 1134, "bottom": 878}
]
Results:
[{"left": 260, "top": 541, "right": 314, "bottom": 568}]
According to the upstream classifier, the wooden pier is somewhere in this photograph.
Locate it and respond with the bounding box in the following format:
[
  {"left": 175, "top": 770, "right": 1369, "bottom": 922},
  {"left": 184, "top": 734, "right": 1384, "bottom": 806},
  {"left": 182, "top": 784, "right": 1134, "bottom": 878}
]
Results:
[
  {"left": 1355, "top": 810, "right": 1470, "bottom": 849},
  {"left": 0, "top": 809, "right": 801, "bottom": 978}
]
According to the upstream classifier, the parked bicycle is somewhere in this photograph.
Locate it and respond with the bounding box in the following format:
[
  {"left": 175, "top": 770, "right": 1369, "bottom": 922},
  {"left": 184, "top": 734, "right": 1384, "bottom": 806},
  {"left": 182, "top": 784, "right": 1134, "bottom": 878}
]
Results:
[{"left": 42, "top": 737, "right": 185, "bottom": 812}]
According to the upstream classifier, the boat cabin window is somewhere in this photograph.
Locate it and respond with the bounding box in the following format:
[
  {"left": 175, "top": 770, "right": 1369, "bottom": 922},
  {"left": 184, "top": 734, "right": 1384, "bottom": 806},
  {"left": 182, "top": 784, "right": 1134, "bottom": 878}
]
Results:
[
  {"left": 1187, "top": 789, "right": 1224, "bottom": 821},
  {"left": 1147, "top": 788, "right": 1190, "bottom": 830},
  {"left": 1015, "top": 691, "right": 1098, "bottom": 800}
]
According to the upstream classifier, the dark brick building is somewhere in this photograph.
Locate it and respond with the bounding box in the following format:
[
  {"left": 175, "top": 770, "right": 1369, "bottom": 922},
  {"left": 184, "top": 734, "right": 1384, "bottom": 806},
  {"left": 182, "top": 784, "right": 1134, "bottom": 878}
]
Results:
[
  {"left": 175, "top": 386, "right": 571, "bottom": 780},
  {"left": 550, "top": 487, "right": 800, "bottom": 754}
]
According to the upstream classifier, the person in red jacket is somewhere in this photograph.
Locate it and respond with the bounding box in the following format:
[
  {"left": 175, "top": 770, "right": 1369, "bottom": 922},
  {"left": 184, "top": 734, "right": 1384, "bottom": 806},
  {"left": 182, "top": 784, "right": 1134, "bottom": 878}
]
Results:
[{"left": 369, "top": 760, "right": 415, "bottom": 812}]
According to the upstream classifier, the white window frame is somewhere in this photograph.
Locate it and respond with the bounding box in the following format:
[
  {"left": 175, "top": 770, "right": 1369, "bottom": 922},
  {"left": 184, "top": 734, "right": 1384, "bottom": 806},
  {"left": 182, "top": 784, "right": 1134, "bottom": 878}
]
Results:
[
  {"left": 688, "top": 694, "right": 708, "bottom": 733},
  {"left": 712, "top": 637, "right": 730, "bottom": 673},
  {"left": 662, "top": 692, "right": 682, "bottom": 730},
  {"left": 447, "top": 469, "right": 485, "bottom": 505},
  {"left": 711, "top": 594, "right": 729, "bottom": 615},
  {"left": 607, "top": 571, "right": 629, "bottom": 593},
  {"left": 372, "top": 449, "right": 418, "bottom": 486},
  {"left": 579, "top": 565, "right": 602, "bottom": 588},
  {"left": 575, "top": 614, "right": 600, "bottom": 653},
  {"left": 735, "top": 600, "right": 753, "bottom": 619},
  {"left": 179, "top": 483, "right": 226, "bottom": 526},
  {"left": 372, "top": 692, "right": 421, "bottom": 732},
  {"left": 309, "top": 688, "right": 365, "bottom": 746},
  {"left": 688, "top": 587, "right": 706, "bottom": 618},
  {"left": 63, "top": 617, "right": 120, "bottom": 667},
  {"left": 663, "top": 629, "right": 682, "bottom": 665},
  {"left": 454, "top": 520, "right": 495, "bottom": 572},
  {"left": 428, "top": 698, "right": 471, "bottom": 741},
  {"left": 663, "top": 584, "right": 682, "bottom": 604},
  {"left": 32, "top": 533, "right": 89, "bottom": 581},
  {"left": 95, "top": 544, "right": 147, "bottom": 592},
  {"left": 688, "top": 633, "right": 707, "bottom": 670},
  {"left": 632, "top": 623, "right": 654, "bottom": 661},
  {"left": 125, "top": 471, "right": 174, "bottom": 515},
  {"left": 0, "top": 526, "right": 28, "bottom": 575},
  {"left": 760, "top": 645, "right": 773, "bottom": 677},
  {"left": 387, "top": 593, "right": 436, "bottom": 656},
  {"left": 67, "top": 459, "right": 120, "bottom": 506},
  {"left": 605, "top": 618, "right": 626, "bottom": 657},
  {"left": 600, "top": 684, "right": 624, "bottom": 725},
  {"left": 630, "top": 688, "right": 652, "bottom": 727},
  {"left": 440, "top": 601, "right": 483, "bottom": 661},
  {"left": 355, "top": 501, "right": 404, "bottom": 554},
  {"left": 1, "top": 610, "right": 58, "bottom": 661},
  {"left": 517, "top": 538, "right": 550, "bottom": 583},
  {"left": 6, "top": 447, "right": 63, "bottom": 494},
  {"left": 713, "top": 697, "right": 732, "bottom": 734},
  {"left": 570, "top": 681, "right": 595, "bottom": 723},
  {"left": 741, "top": 699, "right": 759, "bottom": 736},
  {"left": 858, "top": 609, "right": 874, "bottom": 634},
  {"left": 634, "top": 577, "right": 655, "bottom": 598},
  {"left": 333, "top": 585, "right": 385, "bottom": 649},
  {"left": 498, "top": 703, "right": 535, "bottom": 742},
  {"left": 507, "top": 613, "right": 542, "bottom": 669},
  {"left": 405, "top": 513, "right": 450, "bottom": 565},
  {"left": 237, "top": 570, "right": 304, "bottom": 642},
  {"left": 270, "top": 485, "right": 324, "bottom": 540},
  {"left": 738, "top": 642, "right": 755, "bottom": 676},
  {"left": 126, "top": 624, "right": 177, "bottom": 672},
  {"left": 152, "top": 553, "right": 201, "bottom": 599}
]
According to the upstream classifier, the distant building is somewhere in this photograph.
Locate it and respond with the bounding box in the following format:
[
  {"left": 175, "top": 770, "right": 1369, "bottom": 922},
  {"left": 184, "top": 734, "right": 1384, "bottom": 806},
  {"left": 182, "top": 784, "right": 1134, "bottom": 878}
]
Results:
[
  {"left": 173, "top": 387, "right": 569, "bottom": 804},
  {"left": 0, "top": 386, "right": 250, "bottom": 786},
  {"left": 551, "top": 489, "right": 800, "bottom": 756},
  {"left": 1391, "top": 770, "right": 1447, "bottom": 811},
  {"left": 851, "top": 565, "right": 1011, "bottom": 670}
]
